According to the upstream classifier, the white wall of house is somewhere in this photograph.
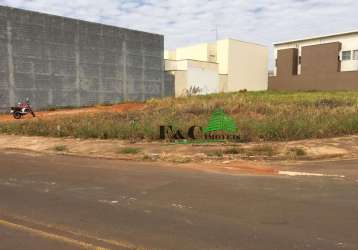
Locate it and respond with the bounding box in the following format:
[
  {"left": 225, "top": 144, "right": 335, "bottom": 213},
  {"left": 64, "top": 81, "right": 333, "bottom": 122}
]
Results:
[
  {"left": 187, "top": 62, "right": 219, "bottom": 95},
  {"left": 216, "top": 39, "right": 230, "bottom": 75},
  {"left": 165, "top": 60, "right": 219, "bottom": 96},
  {"left": 227, "top": 40, "right": 268, "bottom": 91},
  {"left": 175, "top": 43, "right": 209, "bottom": 62},
  {"left": 165, "top": 38, "right": 269, "bottom": 96},
  {"left": 165, "top": 60, "right": 188, "bottom": 71}
]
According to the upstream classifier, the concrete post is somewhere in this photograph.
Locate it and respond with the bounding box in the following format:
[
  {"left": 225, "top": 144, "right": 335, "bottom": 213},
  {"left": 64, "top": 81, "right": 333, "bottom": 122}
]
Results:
[
  {"left": 74, "top": 21, "right": 81, "bottom": 106},
  {"left": 141, "top": 41, "right": 146, "bottom": 101},
  {"left": 122, "top": 40, "right": 128, "bottom": 101},
  {"left": 98, "top": 25, "right": 104, "bottom": 104},
  {"left": 6, "top": 20, "right": 15, "bottom": 106}
]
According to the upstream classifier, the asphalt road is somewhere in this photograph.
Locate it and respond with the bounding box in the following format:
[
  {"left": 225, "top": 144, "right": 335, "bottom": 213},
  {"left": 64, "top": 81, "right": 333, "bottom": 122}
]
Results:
[{"left": 0, "top": 151, "right": 358, "bottom": 250}]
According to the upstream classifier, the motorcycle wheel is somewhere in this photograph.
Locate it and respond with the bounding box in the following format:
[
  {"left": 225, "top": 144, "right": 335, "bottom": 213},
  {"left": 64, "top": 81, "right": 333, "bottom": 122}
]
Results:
[{"left": 13, "top": 111, "right": 22, "bottom": 119}]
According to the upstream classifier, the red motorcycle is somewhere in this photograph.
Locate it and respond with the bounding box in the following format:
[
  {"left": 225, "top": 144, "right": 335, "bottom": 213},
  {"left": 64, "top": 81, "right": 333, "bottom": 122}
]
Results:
[{"left": 10, "top": 98, "right": 36, "bottom": 119}]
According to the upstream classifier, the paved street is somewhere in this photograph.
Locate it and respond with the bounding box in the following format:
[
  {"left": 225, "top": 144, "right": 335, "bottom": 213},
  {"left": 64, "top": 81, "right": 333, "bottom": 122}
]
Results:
[{"left": 0, "top": 151, "right": 358, "bottom": 250}]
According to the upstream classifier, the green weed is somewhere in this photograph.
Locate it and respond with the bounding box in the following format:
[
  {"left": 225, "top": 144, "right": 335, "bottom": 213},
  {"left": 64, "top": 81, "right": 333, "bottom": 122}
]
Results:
[
  {"left": 245, "top": 145, "right": 277, "bottom": 157},
  {"left": 206, "top": 150, "right": 224, "bottom": 158},
  {"left": 118, "top": 147, "right": 142, "bottom": 154},
  {"left": 223, "top": 147, "right": 243, "bottom": 155},
  {"left": 53, "top": 145, "right": 68, "bottom": 152},
  {"left": 286, "top": 147, "right": 307, "bottom": 158}
]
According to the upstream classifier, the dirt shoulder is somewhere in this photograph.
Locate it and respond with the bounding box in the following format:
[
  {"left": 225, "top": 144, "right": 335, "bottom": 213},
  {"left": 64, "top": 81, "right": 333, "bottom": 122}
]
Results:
[
  {"left": 0, "top": 103, "right": 145, "bottom": 122},
  {"left": 1, "top": 134, "right": 358, "bottom": 174}
]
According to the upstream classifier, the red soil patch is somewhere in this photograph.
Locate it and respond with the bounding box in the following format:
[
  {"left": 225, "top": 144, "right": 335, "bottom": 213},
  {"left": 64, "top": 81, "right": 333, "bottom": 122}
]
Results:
[
  {"left": 182, "top": 161, "right": 278, "bottom": 176},
  {"left": 0, "top": 103, "right": 145, "bottom": 122},
  {"left": 222, "top": 164, "right": 278, "bottom": 174}
]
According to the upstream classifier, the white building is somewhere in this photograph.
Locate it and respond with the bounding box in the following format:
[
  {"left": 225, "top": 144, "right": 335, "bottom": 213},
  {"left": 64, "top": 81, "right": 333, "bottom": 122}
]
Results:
[
  {"left": 273, "top": 30, "right": 358, "bottom": 75},
  {"left": 165, "top": 39, "right": 269, "bottom": 97}
]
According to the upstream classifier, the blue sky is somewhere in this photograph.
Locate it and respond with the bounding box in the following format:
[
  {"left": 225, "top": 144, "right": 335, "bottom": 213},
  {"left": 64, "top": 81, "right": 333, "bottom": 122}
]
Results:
[{"left": 1, "top": 0, "right": 358, "bottom": 68}]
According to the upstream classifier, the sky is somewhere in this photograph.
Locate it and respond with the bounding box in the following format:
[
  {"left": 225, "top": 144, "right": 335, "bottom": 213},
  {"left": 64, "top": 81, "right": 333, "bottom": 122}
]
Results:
[{"left": 1, "top": 0, "right": 357, "bottom": 68}]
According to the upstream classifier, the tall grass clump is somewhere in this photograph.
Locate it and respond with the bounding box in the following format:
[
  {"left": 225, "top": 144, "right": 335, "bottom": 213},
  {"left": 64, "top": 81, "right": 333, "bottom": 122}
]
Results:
[{"left": 1, "top": 91, "right": 358, "bottom": 142}]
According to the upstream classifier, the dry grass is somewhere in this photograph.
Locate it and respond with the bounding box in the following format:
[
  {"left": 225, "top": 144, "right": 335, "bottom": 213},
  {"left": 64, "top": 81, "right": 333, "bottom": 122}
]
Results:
[
  {"left": 118, "top": 147, "right": 142, "bottom": 154},
  {"left": 223, "top": 147, "right": 242, "bottom": 155},
  {"left": 286, "top": 147, "right": 307, "bottom": 159},
  {"left": 206, "top": 150, "right": 224, "bottom": 158},
  {"left": 1, "top": 91, "right": 358, "bottom": 142},
  {"left": 244, "top": 145, "right": 278, "bottom": 157}
]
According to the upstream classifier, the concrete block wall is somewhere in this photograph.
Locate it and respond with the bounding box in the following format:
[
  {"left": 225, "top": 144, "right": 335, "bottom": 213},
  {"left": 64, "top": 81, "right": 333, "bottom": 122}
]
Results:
[
  {"left": 164, "top": 72, "right": 175, "bottom": 97},
  {"left": 0, "top": 6, "right": 169, "bottom": 111}
]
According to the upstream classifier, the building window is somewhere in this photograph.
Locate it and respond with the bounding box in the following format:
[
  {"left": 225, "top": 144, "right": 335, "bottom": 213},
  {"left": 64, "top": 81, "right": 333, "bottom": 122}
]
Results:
[
  {"left": 353, "top": 50, "right": 358, "bottom": 60},
  {"left": 342, "top": 51, "right": 351, "bottom": 61}
]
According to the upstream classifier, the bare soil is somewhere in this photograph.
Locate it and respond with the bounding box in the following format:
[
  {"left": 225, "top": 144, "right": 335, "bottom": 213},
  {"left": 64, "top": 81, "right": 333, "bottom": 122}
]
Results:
[
  {"left": 0, "top": 134, "right": 358, "bottom": 175},
  {"left": 0, "top": 103, "right": 145, "bottom": 122}
]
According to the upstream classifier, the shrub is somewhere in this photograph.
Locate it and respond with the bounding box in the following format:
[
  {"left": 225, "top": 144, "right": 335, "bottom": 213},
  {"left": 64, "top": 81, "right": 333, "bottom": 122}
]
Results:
[
  {"left": 206, "top": 150, "right": 224, "bottom": 158},
  {"left": 286, "top": 147, "right": 307, "bottom": 158},
  {"left": 118, "top": 147, "right": 142, "bottom": 154},
  {"left": 223, "top": 147, "right": 242, "bottom": 155},
  {"left": 246, "top": 145, "right": 277, "bottom": 157},
  {"left": 53, "top": 145, "right": 68, "bottom": 152}
]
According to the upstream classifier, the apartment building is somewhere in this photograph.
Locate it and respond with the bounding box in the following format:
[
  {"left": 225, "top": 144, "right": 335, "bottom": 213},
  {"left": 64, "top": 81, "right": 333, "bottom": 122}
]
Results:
[
  {"left": 269, "top": 31, "right": 358, "bottom": 90},
  {"left": 165, "top": 39, "right": 268, "bottom": 96}
]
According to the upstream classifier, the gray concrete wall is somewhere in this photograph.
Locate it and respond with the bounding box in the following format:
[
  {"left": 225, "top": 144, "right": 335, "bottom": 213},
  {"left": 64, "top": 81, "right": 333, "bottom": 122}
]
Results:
[
  {"left": 164, "top": 72, "right": 175, "bottom": 97},
  {"left": 0, "top": 6, "right": 169, "bottom": 111}
]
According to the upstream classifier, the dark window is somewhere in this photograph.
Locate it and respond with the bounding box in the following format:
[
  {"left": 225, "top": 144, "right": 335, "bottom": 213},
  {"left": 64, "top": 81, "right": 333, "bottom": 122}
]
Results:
[
  {"left": 342, "top": 51, "right": 351, "bottom": 61},
  {"left": 353, "top": 50, "right": 358, "bottom": 60}
]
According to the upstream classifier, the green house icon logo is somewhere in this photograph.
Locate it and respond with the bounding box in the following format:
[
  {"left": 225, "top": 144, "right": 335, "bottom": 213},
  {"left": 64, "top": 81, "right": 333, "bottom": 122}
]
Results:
[{"left": 204, "top": 109, "right": 238, "bottom": 134}]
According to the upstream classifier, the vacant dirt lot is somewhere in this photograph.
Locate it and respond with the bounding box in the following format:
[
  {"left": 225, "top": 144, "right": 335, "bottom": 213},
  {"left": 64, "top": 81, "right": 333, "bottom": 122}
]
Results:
[
  {"left": 2, "top": 91, "right": 358, "bottom": 142},
  {"left": 0, "top": 103, "right": 145, "bottom": 122}
]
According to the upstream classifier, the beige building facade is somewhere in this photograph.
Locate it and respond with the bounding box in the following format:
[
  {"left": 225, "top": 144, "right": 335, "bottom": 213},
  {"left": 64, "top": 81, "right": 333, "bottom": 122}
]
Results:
[{"left": 165, "top": 39, "right": 268, "bottom": 96}]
